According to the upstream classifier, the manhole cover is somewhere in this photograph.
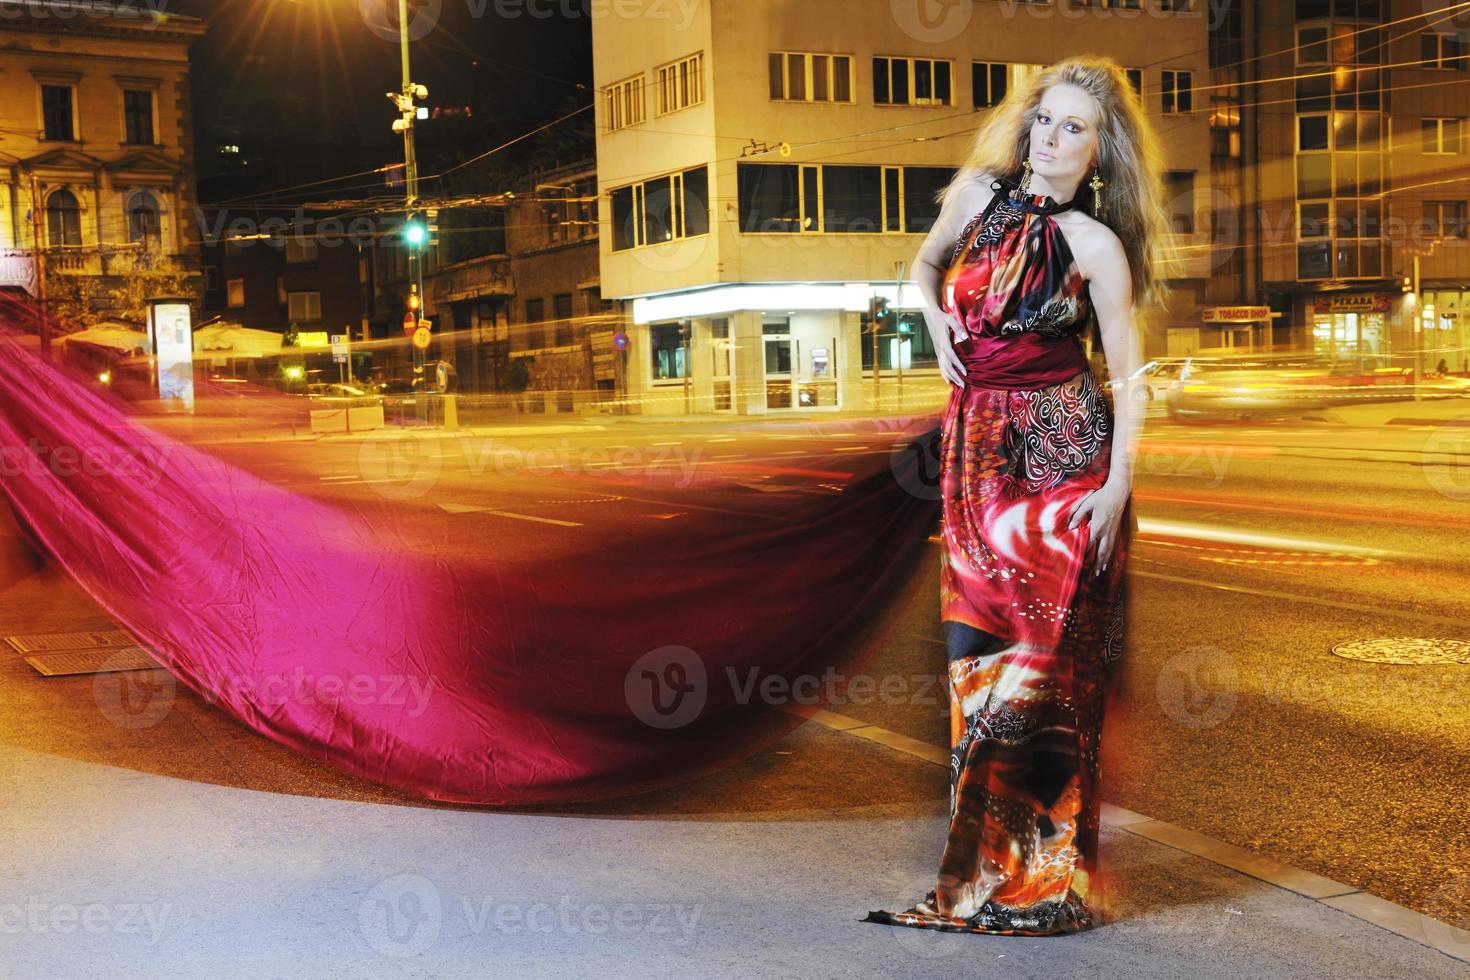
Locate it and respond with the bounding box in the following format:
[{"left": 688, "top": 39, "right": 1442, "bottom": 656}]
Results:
[
  {"left": 24, "top": 648, "right": 161, "bottom": 677},
  {"left": 1331, "top": 638, "right": 1470, "bottom": 665},
  {"left": 5, "top": 630, "right": 132, "bottom": 653}
]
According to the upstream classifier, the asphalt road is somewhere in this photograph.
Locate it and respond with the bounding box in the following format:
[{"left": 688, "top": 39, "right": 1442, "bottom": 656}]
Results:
[{"left": 184, "top": 405, "right": 1470, "bottom": 924}]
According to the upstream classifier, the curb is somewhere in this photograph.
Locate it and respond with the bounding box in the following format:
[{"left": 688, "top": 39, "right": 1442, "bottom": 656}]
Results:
[{"left": 782, "top": 704, "right": 1469, "bottom": 964}]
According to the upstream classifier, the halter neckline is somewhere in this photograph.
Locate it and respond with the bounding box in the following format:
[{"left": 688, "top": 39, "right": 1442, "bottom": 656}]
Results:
[{"left": 990, "top": 175, "right": 1077, "bottom": 215}]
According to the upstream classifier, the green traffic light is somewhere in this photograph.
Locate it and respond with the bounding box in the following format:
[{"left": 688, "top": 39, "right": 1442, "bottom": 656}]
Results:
[{"left": 404, "top": 221, "right": 427, "bottom": 247}]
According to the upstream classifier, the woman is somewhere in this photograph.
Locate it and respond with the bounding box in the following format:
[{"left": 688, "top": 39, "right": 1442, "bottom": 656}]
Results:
[{"left": 864, "top": 55, "right": 1169, "bottom": 937}]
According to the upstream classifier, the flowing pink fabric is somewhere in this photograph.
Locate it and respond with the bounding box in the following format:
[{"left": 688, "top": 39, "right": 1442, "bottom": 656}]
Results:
[{"left": 0, "top": 297, "right": 941, "bottom": 804}]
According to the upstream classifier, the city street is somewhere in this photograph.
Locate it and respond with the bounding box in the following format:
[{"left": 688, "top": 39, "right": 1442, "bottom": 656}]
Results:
[{"left": 5, "top": 397, "right": 1470, "bottom": 974}]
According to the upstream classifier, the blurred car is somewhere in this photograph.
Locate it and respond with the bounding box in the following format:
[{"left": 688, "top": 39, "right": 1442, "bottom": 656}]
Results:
[
  {"left": 1126, "top": 357, "right": 1213, "bottom": 409},
  {"left": 1164, "top": 355, "right": 1470, "bottom": 419},
  {"left": 305, "top": 382, "right": 382, "bottom": 405}
]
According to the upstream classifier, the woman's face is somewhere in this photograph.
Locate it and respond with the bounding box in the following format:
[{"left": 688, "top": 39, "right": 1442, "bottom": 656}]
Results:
[{"left": 1029, "top": 83, "right": 1101, "bottom": 186}]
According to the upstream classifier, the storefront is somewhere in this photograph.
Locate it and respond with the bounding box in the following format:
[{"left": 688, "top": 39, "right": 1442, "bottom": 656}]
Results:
[
  {"left": 1421, "top": 289, "right": 1468, "bottom": 374},
  {"left": 1309, "top": 292, "right": 1389, "bottom": 366},
  {"left": 1201, "top": 305, "right": 1273, "bottom": 350}
]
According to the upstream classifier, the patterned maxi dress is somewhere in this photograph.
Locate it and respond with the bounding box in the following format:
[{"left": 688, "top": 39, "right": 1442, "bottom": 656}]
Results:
[{"left": 864, "top": 175, "right": 1134, "bottom": 937}]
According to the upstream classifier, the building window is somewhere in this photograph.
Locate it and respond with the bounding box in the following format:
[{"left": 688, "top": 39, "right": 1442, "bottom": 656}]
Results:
[
  {"left": 973, "top": 62, "right": 1045, "bottom": 110},
  {"left": 285, "top": 236, "right": 319, "bottom": 263},
  {"left": 1068, "top": 0, "right": 1141, "bottom": 7},
  {"left": 45, "top": 189, "right": 82, "bottom": 247},
  {"left": 874, "top": 57, "right": 952, "bottom": 106},
  {"left": 1297, "top": 26, "right": 1329, "bottom": 64},
  {"left": 1422, "top": 32, "right": 1469, "bottom": 70},
  {"left": 1159, "top": 0, "right": 1196, "bottom": 10},
  {"left": 524, "top": 297, "right": 545, "bottom": 349},
  {"left": 123, "top": 90, "right": 155, "bottom": 145},
  {"left": 655, "top": 53, "right": 704, "bottom": 116},
  {"left": 1210, "top": 95, "right": 1242, "bottom": 159},
  {"left": 1423, "top": 117, "right": 1463, "bottom": 154},
  {"left": 769, "top": 51, "right": 854, "bottom": 103},
  {"left": 610, "top": 165, "right": 709, "bottom": 251},
  {"left": 1424, "top": 201, "right": 1469, "bottom": 239},
  {"left": 227, "top": 278, "right": 245, "bottom": 308},
  {"left": 649, "top": 322, "right": 688, "bottom": 381},
  {"left": 287, "top": 291, "right": 322, "bottom": 322},
  {"left": 1161, "top": 69, "right": 1192, "bottom": 113},
  {"left": 1125, "top": 68, "right": 1143, "bottom": 98},
  {"left": 1164, "top": 171, "right": 1195, "bottom": 233},
  {"left": 1296, "top": 198, "right": 1382, "bottom": 280},
  {"left": 125, "top": 190, "right": 161, "bottom": 244},
  {"left": 604, "top": 74, "right": 645, "bottom": 132},
  {"left": 41, "top": 84, "right": 75, "bottom": 141},
  {"left": 552, "top": 292, "right": 573, "bottom": 346},
  {"left": 737, "top": 163, "right": 953, "bottom": 234}
]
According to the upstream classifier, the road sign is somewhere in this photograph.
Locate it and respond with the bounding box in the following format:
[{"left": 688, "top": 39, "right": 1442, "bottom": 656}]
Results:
[
  {"left": 612, "top": 330, "right": 628, "bottom": 351},
  {"left": 402, "top": 313, "right": 416, "bottom": 336},
  {"left": 412, "top": 326, "right": 432, "bottom": 350},
  {"left": 330, "top": 334, "right": 349, "bottom": 363}
]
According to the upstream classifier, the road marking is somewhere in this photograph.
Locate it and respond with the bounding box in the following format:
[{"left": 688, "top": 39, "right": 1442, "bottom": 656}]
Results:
[
  {"left": 1136, "top": 517, "right": 1398, "bottom": 557},
  {"left": 436, "top": 502, "right": 581, "bottom": 526}
]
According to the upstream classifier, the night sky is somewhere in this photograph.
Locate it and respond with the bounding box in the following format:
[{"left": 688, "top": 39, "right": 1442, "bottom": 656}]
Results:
[{"left": 173, "top": 0, "right": 594, "bottom": 203}]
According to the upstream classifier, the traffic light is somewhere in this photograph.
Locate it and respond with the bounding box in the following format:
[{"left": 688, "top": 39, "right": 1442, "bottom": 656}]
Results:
[
  {"left": 868, "top": 295, "right": 893, "bottom": 332},
  {"left": 426, "top": 208, "right": 440, "bottom": 246},
  {"left": 403, "top": 212, "right": 427, "bottom": 249}
]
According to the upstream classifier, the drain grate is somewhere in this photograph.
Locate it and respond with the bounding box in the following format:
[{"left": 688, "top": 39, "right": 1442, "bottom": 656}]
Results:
[
  {"left": 1331, "top": 637, "right": 1470, "bottom": 665},
  {"left": 5, "top": 629, "right": 132, "bottom": 653},
  {"left": 24, "top": 647, "right": 161, "bottom": 677}
]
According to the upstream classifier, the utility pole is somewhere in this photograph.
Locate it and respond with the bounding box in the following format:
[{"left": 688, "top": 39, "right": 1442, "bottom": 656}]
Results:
[
  {"left": 28, "top": 172, "right": 50, "bottom": 362},
  {"left": 1413, "top": 252, "right": 1422, "bottom": 402},
  {"left": 387, "top": 0, "right": 429, "bottom": 406}
]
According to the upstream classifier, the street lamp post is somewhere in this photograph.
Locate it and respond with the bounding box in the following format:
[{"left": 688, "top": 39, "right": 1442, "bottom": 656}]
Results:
[{"left": 386, "top": 0, "right": 430, "bottom": 418}]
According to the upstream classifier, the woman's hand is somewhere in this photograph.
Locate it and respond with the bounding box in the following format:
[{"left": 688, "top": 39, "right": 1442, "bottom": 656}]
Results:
[
  {"left": 1066, "top": 479, "right": 1129, "bottom": 576},
  {"left": 923, "top": 307, "right": 969, "bottom": 389}
]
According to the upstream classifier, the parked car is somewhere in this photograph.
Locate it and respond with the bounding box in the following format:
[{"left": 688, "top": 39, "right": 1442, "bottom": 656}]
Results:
[{"left": 1127, "top": 357, "right": 1219, "bottom": 409}]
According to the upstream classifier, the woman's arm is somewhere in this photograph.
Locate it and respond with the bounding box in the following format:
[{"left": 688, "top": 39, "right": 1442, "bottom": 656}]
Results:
[
  {"left": 914, "top": 174, "right": 994, "bottom": 385},
  {"left": 1081, "top": 233, "right": 1145, "bottom": 493}
]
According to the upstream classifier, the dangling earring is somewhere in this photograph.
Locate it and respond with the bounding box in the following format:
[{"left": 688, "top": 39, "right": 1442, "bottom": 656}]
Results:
[
  {"left": 1089, "top": 167, "right": 1105, "bottom": 216},
  {"left": 1019, "top": 157, "right": 1033, "bottom": 197}
]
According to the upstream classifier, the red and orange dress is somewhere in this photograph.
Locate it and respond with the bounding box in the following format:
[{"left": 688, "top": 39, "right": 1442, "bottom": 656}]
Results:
[{"left": 864, "top": 175, "right": 1134, "bottom": 937}]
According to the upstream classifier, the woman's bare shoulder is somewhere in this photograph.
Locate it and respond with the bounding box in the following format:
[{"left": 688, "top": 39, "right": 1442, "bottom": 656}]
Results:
[{"left": 1057, "top": 209, "right": 1126, "bottom": 280}]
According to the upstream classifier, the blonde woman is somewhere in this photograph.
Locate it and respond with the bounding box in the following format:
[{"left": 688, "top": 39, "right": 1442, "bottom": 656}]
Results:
[{"left": 864, "top": 55, "right": 1168, "bottom": 937}]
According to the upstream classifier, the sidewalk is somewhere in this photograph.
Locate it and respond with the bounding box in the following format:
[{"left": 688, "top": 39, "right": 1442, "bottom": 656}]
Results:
[
  {"left": 2, "top": 517, "right": 1467, "bottom": 977},
  {"left": 1310, "top": 395, "right": 1470, "bottom": 427}
]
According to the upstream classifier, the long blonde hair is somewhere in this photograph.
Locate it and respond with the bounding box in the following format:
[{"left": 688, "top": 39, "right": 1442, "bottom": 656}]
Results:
[{"left": 938, "top": 55, "right": 1173, "bottom": 313}]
